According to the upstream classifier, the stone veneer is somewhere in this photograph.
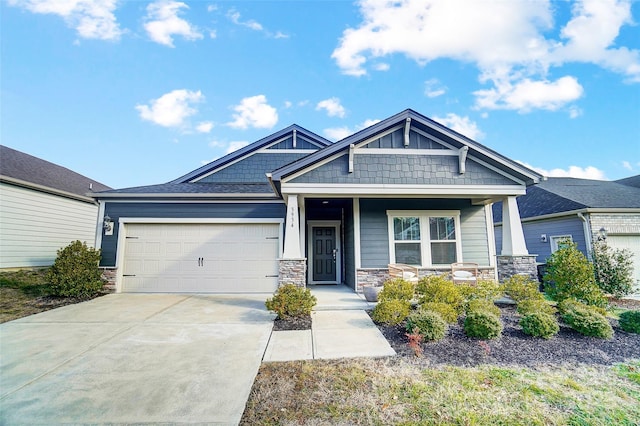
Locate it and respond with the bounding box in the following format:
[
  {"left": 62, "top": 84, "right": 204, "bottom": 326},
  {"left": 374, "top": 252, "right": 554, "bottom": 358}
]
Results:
[
  {"left": 100, "top": 268, "right": 117, "bottom": 293},
  {"left": 278, "top": 259, "right": 307, "bottom": 288},
  {"left": 356, "top": 267, "right": 498, "bottom": 293},
  {"left": 496, "top": 255, "right": 537, "bottom": 282}
]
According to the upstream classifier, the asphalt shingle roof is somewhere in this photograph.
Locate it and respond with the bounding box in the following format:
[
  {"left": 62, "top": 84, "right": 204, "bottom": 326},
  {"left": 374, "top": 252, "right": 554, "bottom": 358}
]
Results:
[
  {"left": 0, "top": 145, "right": 111, "bottom": 196},
  {"left": 616, "top": 174, "right": 640, "bottom": 188},
  {"left": 94, "top": 182, "right": 274, "bottom": 195}
]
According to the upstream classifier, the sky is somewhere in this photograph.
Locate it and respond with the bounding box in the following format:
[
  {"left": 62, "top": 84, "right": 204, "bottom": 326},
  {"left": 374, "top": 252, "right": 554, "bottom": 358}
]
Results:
[{"left": 2, "top": 0, "right": 639, "bottom": 190}]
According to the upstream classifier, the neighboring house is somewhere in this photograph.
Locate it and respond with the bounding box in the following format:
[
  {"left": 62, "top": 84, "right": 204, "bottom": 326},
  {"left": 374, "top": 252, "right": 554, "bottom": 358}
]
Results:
[
  {"left": 0, "top": 145, "right": 111, "bottom": 269},
  {"left": 93, "top": 109, "right": 542, "bottom": 294},
  {"left": 493, "top": 177, "right": 640, "bottom": 287}
]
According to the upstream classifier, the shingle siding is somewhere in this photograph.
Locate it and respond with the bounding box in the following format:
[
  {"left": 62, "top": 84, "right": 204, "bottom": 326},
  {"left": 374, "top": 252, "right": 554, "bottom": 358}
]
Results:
[{"left": 197, "top": 153, "right": 309, "bottom": 183}]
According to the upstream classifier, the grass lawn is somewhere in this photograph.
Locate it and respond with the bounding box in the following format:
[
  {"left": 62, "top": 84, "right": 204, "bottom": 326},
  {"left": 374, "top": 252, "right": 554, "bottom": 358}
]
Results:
[
  {"left": 242, "top": 358, "right": 640, "bottom": 425},
  {"left": 0, "top": 269, "right": 54, "bottom": 323}
]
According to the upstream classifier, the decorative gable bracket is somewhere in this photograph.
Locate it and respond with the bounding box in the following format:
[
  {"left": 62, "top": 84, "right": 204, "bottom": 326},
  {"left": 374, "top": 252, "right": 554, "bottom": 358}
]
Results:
[{"left": 458, "top": 146, "right": 469, "bottom": 174}]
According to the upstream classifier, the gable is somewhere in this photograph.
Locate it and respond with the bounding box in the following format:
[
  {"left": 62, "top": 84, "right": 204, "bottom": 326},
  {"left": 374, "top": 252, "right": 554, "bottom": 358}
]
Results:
[{"left": 197, "top": 152, "right": 311, "bottom": 183}]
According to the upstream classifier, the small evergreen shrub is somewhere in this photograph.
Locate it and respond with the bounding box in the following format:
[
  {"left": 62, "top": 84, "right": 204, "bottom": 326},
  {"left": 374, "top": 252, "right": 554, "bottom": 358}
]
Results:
[
  {"left": 265, "top": 284, "right": 317, "bottom": 319},
  {"left": 46, "top": 240, "right": 104, "bottom": 298},
  {"left": 561, "top": 301, "right": 614, "bottom": 339},
  {"left": 406, "top": 309, "right": 447, "bottom": 341},
  {"left": 371, "top": 299, "right": 411, "bottom": 325},
  {"left": 543, "top": 241, "right": 607, "bottom": 308},
  {"left": 459, "top": 280, "right": 504, "bottom": 302},
  {"left": 520, "top": 312, "right": 559, "bottom": 339},
  {"left": 618, "top": 310, "right": 640, "bottom": 334},
  {"left": 592, "top": 240, "right": 635, "bottom": 298},
  {"left": 420, "top": 302, "right": 459, "bottom": 324},
  {"left": 516, "top": 299, "right": 557, "bottom": 316},
  {"left": 416, "top": 274, "right": 463, "bottom": 313},
  {"left": 379, "top": 278, "right": 415, "bottom": 302},
  {"left": 465, "top": 299, "right": 501, "bottom": 318},
  {"left": 464, "top": 310, "right": 503, "bottom": 339},
  {"left": 557, "top": 298, "right": 607, "bottom": 317},
  {"left": 503, "top": 275, "right": 544, "bottom": 302}
]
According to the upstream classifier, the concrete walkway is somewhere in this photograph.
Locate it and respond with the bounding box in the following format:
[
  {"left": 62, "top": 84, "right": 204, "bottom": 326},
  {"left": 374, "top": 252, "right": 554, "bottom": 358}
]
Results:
[{"left": 263, "top": 285, "right": 396, "bottom": 362}]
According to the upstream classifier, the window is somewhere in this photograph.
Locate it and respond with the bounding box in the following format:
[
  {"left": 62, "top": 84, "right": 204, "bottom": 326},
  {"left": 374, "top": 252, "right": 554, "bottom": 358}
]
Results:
[
  {"left": 388, "top": 211, "right": 462, "bottom": 266},
  {"left": 550, "top": 235, "right": 572, "bottom": 253}
]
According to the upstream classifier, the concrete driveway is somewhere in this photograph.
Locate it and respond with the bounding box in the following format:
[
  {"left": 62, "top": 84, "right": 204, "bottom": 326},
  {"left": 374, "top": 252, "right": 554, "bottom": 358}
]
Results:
[{"left": 0, "top": 294, "right": 275, "bottom": 425}]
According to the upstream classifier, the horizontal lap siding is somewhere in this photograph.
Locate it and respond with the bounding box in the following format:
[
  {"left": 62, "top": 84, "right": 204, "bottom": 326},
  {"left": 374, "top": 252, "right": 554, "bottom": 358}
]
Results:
[
  {"left": 521, "top": 216, "right": 586, "bottom": 263},
  {"left": 100, "top": 202, "right": 286, "bottom": 266},
  {"left": 460, "top": 206, "right": 490, "bottom": 265},
  {"left": 0, "top": 183, "right": 98, "bottom": 268}
]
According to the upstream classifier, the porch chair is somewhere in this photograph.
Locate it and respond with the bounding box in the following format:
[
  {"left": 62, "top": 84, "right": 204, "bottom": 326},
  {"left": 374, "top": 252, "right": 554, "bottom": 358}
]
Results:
[
  {"left": 388, "top": 263, "right": 420, "bottom": 282},
  {"left": 450, "top": 262, "right": 478, "bottom": 285}
]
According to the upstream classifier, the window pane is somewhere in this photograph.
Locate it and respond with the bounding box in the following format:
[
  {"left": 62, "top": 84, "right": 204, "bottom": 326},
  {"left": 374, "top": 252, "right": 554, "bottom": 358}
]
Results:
[
  {"left": 429, "top": 217, "right": 456, "bottom": 240},
  {"left": 430, "top": 242, "right": 456, "bottom": 264},
  {"left": 395, "top": 243, "right": 421, "bottom": 265},
  {"left": 394, "top": 217, "right": 420, "bottom": 241}
]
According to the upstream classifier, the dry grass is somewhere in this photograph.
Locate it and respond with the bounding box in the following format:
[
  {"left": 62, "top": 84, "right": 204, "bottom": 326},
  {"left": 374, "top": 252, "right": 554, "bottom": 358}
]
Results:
[{"left": 241, "top": 358, "right": 640, "bottom": 425}]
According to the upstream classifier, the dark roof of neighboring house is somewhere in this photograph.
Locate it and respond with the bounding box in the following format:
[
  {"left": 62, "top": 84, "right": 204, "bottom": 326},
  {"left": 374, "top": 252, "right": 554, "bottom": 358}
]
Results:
[
  {"left": 493, "top": 177, "right": 640, "bottom": 222},
  {"left": 0, "top": 145, "right": 111, "bottom": 198},
  {"left": 95, "top": 182, "right": 275, "bottom": 197},
  {"left": 615, "top": 174, "right": 640, "bottom": 188}
]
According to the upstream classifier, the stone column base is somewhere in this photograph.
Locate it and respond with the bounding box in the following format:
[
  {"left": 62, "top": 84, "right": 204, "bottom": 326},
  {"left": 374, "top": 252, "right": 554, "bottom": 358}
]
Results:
[
  {"left": 100, "top": 267, "right": 117, "bottom": 293},
  {"left": 496, "top": 255, "right": 538, "bottom": 282},
  {"left": 278, "top": 259, "right": 307, "bottom": 288}
]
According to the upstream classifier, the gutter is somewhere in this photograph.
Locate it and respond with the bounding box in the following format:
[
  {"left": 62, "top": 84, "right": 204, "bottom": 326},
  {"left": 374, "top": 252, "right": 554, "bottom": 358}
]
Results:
[
  {"left": 577, "top": 212, "right": 593, "bottom": 260},
  {"left": 1, "top": 175, "right": 98, "bottom": 204}
]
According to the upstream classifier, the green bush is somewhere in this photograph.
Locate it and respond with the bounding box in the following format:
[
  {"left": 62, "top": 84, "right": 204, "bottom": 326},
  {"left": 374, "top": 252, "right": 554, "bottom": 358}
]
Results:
[
  {"left": 592, "top": 240, "right": 635, "bottom": 298},
  {"left": 618, "top": 310, "right": 640, "bottom": 334},
  {"left": 503, "top": 275, "right": 544, "bottom": 302},
  {"left": 557, "top": 298, "right": 607, "bottom": 317},
  {"left": 379, "top": 278, "right": 415, "bottom": 302},
  {"left": 561, "top": 301, "right": 614, "bottom": 339},
  {"left": 464, "top": 310, "right": 503, "bottom": 339},
  {"left": 45, "top": 240, "right": 104, "bottom": 298},
  {"left": 420, "top": 302, "right": 459, "bottom": 324},
  {"left": 543, "top": 241, "right": 607, "bottom": 308},
  {"left": 406, "top": 309, "right": 447, "bottom": 341},
  {"left": 459, "top": 280, "right": 504, "bottom": 302},
  {"left": 265, "top": 284, "right": 317, "bottom": 319},
  {"left": 465, "top": 299, "right": 500, "bottom": 318},
  {"left": 371, "top": 299, "right": 411, "bottom": 325},
  {"left": 416, "top": 274, "right": 463, "bottom": 313},
  {"left": 516, "top": 299, "right": 557, "bottom": 316},
  {"left": 520, "top": 312, "right": 559, "bottom": 339}
]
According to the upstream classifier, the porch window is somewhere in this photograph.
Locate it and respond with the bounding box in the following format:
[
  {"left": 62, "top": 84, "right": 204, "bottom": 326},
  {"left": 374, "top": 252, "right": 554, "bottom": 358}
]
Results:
[{"left": 388, "top": 210, "right": 462, "bottom": 267}]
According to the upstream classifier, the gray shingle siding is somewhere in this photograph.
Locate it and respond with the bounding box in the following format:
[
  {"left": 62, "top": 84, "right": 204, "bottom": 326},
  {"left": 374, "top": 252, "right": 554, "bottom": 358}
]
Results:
[
  {"left": 361, "top": 128, "right": 448, "bottom": 149},
  {"left": 267, "top": 136, "right": 321, "bottom": 150},
  {"left": 100, "top": 202, "right": 286, "bottom": 266},
  {"left": 198, "top": 153, "right": 309, "bottom": 183},
  {"left": 290, "top": 154, "right": 514, "bottom": 185}
]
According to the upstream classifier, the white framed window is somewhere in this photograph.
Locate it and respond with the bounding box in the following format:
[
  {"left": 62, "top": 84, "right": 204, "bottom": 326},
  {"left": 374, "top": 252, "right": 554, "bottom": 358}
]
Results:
[
  {"left": 550, "top": 235, "right": 573, "bottom": 253},
  {"left": 387, "top": 210, "right": 462, "bottom": 267}
]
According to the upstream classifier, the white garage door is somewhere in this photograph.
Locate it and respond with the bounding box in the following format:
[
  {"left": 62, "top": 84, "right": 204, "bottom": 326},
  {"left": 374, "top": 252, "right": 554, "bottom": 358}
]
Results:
[
  {"left": 121, "top": 223, "right": 280, "bottom": 293},
  {"left": 607, "top": 235, "right": 640, "bottom": 291}
]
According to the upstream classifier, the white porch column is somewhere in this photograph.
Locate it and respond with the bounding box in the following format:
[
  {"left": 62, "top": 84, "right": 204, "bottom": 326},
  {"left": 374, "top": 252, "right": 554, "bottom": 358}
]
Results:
[
  {"left": 501, "top": 196, "right": 529, "bottom": 256},
  {"left": 282, "top": 194, "right": 302, "bottom": 258}
]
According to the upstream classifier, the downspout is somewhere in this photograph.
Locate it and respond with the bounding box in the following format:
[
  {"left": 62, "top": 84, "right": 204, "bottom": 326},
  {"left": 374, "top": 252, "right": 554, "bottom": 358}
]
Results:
[{"left": 577, "top": 212, "right": 593, "bottom": 261}]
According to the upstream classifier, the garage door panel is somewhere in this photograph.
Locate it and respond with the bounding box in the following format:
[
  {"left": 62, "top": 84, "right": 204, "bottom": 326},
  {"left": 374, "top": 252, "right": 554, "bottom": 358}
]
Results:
[{"left": 122, "top": 223, "right": 280, "bottom": 293}]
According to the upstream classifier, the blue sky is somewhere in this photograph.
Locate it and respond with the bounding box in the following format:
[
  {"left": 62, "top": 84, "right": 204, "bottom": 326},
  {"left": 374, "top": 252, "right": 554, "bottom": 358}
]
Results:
[{"left": 2, "top": 0, "right": 639, "bottom": 189}]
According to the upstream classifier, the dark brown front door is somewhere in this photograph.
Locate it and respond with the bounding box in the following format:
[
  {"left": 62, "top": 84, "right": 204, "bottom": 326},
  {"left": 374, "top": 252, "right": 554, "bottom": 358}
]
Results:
[{"left": 312, "top": 227, "right": 336, "bottom": 282}]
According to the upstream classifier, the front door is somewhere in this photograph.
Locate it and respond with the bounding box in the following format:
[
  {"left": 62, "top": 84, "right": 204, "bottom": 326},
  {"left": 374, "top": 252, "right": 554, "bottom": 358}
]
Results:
[{"left": 312, "top": 227, "right": 337, "bottom": 282}]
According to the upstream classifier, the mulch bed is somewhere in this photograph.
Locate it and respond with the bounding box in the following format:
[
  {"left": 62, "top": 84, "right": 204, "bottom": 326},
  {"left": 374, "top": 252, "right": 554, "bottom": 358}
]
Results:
[
  {"left": 272, "top": 315, "right": 312, "bottom": 331},
  {"left": 372, "top": 302, "right": 640, "bottom": 368}
]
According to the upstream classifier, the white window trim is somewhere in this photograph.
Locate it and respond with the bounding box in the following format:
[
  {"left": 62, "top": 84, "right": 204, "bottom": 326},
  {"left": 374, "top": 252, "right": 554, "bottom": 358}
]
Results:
[
  {"left": 386, "top": 210, "right": 462, "bottom": 267},
  {"left": 550, "top": 234, "right": 573, "bottom": 253}
]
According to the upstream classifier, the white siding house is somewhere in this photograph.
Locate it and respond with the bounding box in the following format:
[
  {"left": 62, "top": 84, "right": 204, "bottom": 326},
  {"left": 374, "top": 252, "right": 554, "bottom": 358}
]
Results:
[{"left": 0, "top": 146, "right": 111, "bottom": 269}]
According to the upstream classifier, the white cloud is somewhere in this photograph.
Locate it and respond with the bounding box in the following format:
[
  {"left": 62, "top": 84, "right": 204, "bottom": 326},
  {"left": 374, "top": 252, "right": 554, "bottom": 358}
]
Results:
[
  {"left": 8, "top": 0, "right": 122, "bottom": 40},
  {"left": 207, "top": 5, "right": 217, "bottom": 13},
  {"left": 568, "top": 106, "right": 583, "bottom": 119},
  {"left": 316, "top": 98, "right": 346, "bottom": 118},
  {"left": 228, "top": 95, "right": 278, "bottom": 129},
  {"left": 227, "top": 9, "right": 263, "bottom": 31},
  {"left": 136, "top": 89, "right": 203, "bottom": 127},
  {"left": 622, "top": 161, "right": 633, "bottom": 171},
  {"left": 196, "top": 121, "right": 213, "bottom": 133},
  {"left": 209, "top": 29, "right": 217, "bottom": 39},
  {"left": 332, "top": 0, "right": 640, "bottom": 111},
  {"left": 225, "top": 141, "right": 249, "bottom": 153},
  {"left": 424, "top": 78, "right": 447, "bottom": 98},
  {"left": 374, "top": 63, "right": 390, "bottom": 71},
  {"left": 519, "top": 162, "right": 607, "bottom": 180},
  {"left": 432, "top": 113, "right": 484, "bottom": 140},
  {"left": 274, "top": 31, "right": 290, "bottom": 39},
  {"left": 284, "top": 101, "right": 293, "bottom": 108},
  {"left": 143, "top": 0, "right": 203, "bottom": 47},
  {"left": 323, "top": 118, "right": 381, "bottom": 141}
]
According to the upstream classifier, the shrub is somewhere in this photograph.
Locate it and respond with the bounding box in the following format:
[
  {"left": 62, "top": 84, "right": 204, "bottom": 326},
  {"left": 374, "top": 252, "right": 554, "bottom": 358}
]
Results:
[
  {"left": 543, "top": 241, "right": 607, "bottom": 308},
  {"left": 516, "top": 299, "right": 557, "bottom": 316},
  {"left": 371, "top": 299, "right": 411, "bottom": 325},
  {"left": 561, "top": 300, "right": 614, "bottom": 339},
  {"left": 459, "top": 280, "right": 504, "bottom": 302},
  {"left": 46, "top": 240, "right": 104, "bottom": 298},
  {"left": 420, "top": 302, "right": 459, "bottom": 324},
  {"left": 406, "top": 309, "right": 447, "bottom": 341},
  {"left": 416, "top": 274, "right": 463, "bottom": 313},
  {"left": 464, "top": 310, "right": 503, "bottom": 339},
  {"left": 520, "top": 312, "right": 559, "bottom": 339},
  {"left": 503, "top": 275, "right": 544, "bottom": 302},
  {"left": 557, "top": 298, "right": 607, "bottom": 317},
  {"left": 465, "top": 299, "right": 501, "bottom": 318},
  {"left": 379, "top": 278, "right": 415, "bottom": 302},
  {"left": 592, "top": 240, "right": 635, "bottom": 298},
  {"left": 265, "top": 284, "right": 317, "bottom": 319},
  {"left": 618, "top": 310, "right": 640, "bottom": 334}
]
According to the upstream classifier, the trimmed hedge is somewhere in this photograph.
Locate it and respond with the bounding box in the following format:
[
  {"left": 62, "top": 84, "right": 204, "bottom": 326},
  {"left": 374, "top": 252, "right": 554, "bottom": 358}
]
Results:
[
  {"left": 406, "top": 309, "right": 447, "bottom": 341},
  {"left": 520, "top": 312, "right": 559, "bottom": 339},
  {"left": 265, "top": 284, "right": 317, "bottom": 319},
  {"left": 464, "top": 310, "right": 503, "bottom": 339}
]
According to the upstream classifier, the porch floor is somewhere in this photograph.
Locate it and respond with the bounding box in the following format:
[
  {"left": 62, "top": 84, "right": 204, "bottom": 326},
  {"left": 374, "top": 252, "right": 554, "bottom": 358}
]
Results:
[{"left": 309, "top": 284, "right": 373, "bottom": 311}]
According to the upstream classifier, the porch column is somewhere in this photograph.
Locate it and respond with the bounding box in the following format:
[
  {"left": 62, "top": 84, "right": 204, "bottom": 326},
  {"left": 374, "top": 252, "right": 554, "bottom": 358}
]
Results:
[
  {"left": 501, "top": 196, "right": 528, "bottom": 256},
  {"left": 280, "top": 194, "right": 306, "bottom": 287}
]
